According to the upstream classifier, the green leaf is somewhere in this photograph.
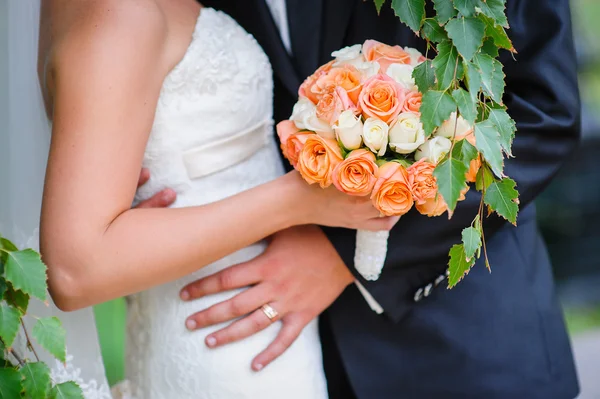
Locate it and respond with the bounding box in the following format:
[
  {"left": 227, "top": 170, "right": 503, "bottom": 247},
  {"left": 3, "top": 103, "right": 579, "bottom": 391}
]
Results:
[
  {"left": 476, "top": 162, "right": 495, "bottom": 191},
  {"left": 453, "top": 0, "right": 478, "bottom": 17},
  {"left": 33, "top": 317, "right": 66, "bottom": 363},
  {"left": 445, "top": 17, "right": 486, "bottom": 61},
  {"left": 0, "top": 303, "right": 22, "bottom": 348},
  {"left": 462, "top": 227, "right": 482, "bottom": 260},
  {"left": 477, "top": 0, "right": 508, "bottom": 28},
  {"left": 452, "top": 88, "right": 477, "bottom": 124},
  {"left": 4, "top": 249, "right": 47, "bottom": 302},
  {"left": 49, "top": 382, "right": 84, "bottom": 399},
  {"left": 479, "top": 14, "right": 513, "bottom": 51},
  {"left": 0, "top": 238, "right": 18, "bottom": 252},
  {"left": 373, "top": 0, "right": 387, "bottom": 14},
  {"left": 4, "top": 287, "right": 29, "bottom": 314},
  {"left": 391, "top": 0, "right": 425, "bottom": 32},
  {"left": 472, "top": 53, "right": 504, "bottom": 104},
  {"left": 464, "top": 61, "right": 481, "bottom": 101},
  {"left": 433, "top": 0, "right": 457, "bottom": 24},
  {"left": 487, "top": 108, "right": 516, "bottom": 156},
  {"left": 451, "top": 138, "right": 478, "bottom": 167},
  {"left": 413, "top": 60, "right": 436, "bottom": 94},
  {"left": 433, "top": 158, "right": 468, "bottom": 212},
  {"left": 481, "top": 38, "right": 499, "bottom": 57},
  {"left": 447, "top": 244, "right": 476, "bottom": 288},
  {"left": 20, "top": 363, "right": 51, "bottom": 399},
  {"left": 420, "top": 90, "right": 456, "bottom": 136},
  {"left": 474, "top": 120, "right": 504, "bottom": 177},
  {"left": 433, "top": 41, "right": 463, "bottom": 91},
  {"left": 423, "top": 18, "right": 447, "bottom": 43},
  {"left": 484, "top": 178, "right": 519, "bottom": 224},
  {"left": 0, "top": 368, "right": 22, "bottom": 399}
]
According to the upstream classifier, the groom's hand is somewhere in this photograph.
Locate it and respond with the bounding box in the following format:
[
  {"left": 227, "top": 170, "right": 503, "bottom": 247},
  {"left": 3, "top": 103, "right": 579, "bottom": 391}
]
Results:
[{"left": 180, "top": 225, "right": 354, "bottom": 371}]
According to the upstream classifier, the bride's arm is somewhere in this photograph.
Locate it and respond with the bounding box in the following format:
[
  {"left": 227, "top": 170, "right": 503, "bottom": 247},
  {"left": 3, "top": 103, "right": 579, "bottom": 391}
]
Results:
[{"left": 41, "top": 4, "right": 390, "bottom": 311}]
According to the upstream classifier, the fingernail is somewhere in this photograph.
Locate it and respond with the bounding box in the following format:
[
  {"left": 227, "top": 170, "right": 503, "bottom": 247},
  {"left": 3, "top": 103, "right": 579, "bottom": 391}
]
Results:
[
  {"left": 180, "top": 290, "right": 190, "bottom": 300},
  {"left": 186, "top": 319, "right": 197, "bottom": 330},
  {"left": 163, "top": 189, "right": 176, "bottom": 201},
  {"left": 206, "top": 336, "right": 217, "bottom": 347},
  {"left": 253, "top": 363, "right": 263, "bottom": 371}
]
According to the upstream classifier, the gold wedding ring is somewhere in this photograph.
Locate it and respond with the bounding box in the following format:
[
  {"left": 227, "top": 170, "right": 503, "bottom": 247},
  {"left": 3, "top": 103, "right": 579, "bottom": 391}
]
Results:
[{"left": 261, "top": 304, "right": 279, "bottom": 321}]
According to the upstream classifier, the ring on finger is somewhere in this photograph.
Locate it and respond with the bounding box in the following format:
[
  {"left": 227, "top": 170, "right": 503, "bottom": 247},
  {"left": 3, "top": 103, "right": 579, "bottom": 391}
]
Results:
[{"left": 260, "top": 304, "right": 279, "bottom": 322}]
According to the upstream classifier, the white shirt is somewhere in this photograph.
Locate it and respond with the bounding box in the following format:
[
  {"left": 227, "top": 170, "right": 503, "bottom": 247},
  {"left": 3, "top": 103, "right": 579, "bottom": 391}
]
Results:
[{"left": 265, "top": 0, "right": 293, "bottom": 54}]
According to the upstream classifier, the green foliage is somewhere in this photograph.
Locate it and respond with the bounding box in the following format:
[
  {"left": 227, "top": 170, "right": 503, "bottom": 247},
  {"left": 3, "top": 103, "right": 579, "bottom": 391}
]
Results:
[
  {"left": 373, "top": 0, "right": 386, "bottom": 14},
  {"left": 372, "top": 0, "right": 519, "bottom": 288},
  {"left": 0, "top": 236, "right": 84, "bottom": 398}
]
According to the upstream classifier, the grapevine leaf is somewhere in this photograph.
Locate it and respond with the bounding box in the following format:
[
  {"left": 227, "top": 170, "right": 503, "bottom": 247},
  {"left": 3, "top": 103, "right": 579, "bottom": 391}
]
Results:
[
  {"left": 433, "top": 0, "right": 457, "bottom": 24},
  {"left": 477, "top": 0, "right": 508, "bottom": 28},
  {"left": 0, "top": 303, "right": 22, "bottom": 347},
  {"left": 453, "top": 0, "right": 478, "bottom": 17},
  {"left": 20, "top": 363, "right": 52, "bottom": 399},
  {"left": 423, "top": 18, "right": 448, "bottom": 42},
  {"left": 464, "top": 61, "right": 481, "bottom": 101},
  {"left": 462, "top": 227, "right": 482, "bottom": 260},
  {"left": 484, "top": 178, "right": 519, "bottom": 224},
  {"left": 445, "top": 17, "right": 486, "bottom": 62},
  {"left": 487, "top": 108, "right": 516, "bottom": 156},
  {"left": 451, "top": 139, "right": 478, "bottom": 167},
  {"left": 391, "top": 0, "right": 426, "bottom": 32},
  {"left": 447, "top": 244, "right": 476, "bottom": 288},
  {"left": 4, "top": 249, "right": 47, "bottom": 302},
  {"left": 0, "top": 368, "right": 22, "bottom": 399},
  {"left": 433, "top": 158, "right": 468, "bottom": 212},
  {"left": 49, "top": 382, "right": 84, "bottom": 399},
  {"left": 474, "top": 120, "right": 504, "bottom": 177},
  {"left": 33, "top": 317, "right": 66, "bottom": 363},
  {"left": 4, "top": 286, "right": 29, "bottom": 314},
  {"left": 476, "top": 162, "right": 495, "bottom": 191},
  {"left": 452, "top": 88, "right": 477, "bottom": 124},
  {"left": 420, "top": 90, "right": 456, "bottom": 136},
  {"left": 478, "top": 13, "right": 513, "bottom": 51},
  {"left": 481, "top": 38, "right": 499, "bottom": 57},
  {"left": 433, "top": 41, "right": 463, "bottom": 91},
  {"left": 374, "top": 0, "right": 387, "bottom": 14},
  {"left": 413, "top": 60, "right": 436, "bottom": 94},
  {"left": 472, "top": 53, "right": 504, "bottom": 104}
]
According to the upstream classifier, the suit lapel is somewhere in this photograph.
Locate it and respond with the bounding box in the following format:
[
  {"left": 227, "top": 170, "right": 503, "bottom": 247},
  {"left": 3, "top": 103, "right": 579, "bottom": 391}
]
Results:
[{"left": 287, "top": 0, "right": 323, "bottom": 80}]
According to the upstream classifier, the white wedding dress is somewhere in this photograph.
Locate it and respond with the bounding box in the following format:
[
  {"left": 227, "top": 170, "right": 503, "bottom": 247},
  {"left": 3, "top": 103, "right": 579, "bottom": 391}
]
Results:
[{"left": 112, "top": 8, "right": 328, "bottom": 399}]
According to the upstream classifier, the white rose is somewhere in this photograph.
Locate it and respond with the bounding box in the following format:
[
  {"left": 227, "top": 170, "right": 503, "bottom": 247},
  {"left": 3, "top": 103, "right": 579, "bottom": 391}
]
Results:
[
  {"left": 334, "top": 110, "right": 363, "bottom": 150},
  {"left": 389, "top": 113, "right": 425, "bottom": 154},
  {"left": 386, "top": 63, "right": 416, "bottom": 90},
  {"left": 404, "top": 47, "right": 425, "bottom": 67},
  {"left": 435, "top": 112, "right": 473, "bottom": 139},
  {"left": 355, "top": 61, "right": 381, "bottom": 79},
  {"left": 362, "top": 118, "right": 389, "bottom": 156},
  {"left": 331, "top": 44, "right": 364, "bottom": 67},
  {"left": 415, "top": 136, "right": 452, "bottom": 164},
  {"left": 290, "top": 98, "right": 335, "bottom": 139}
]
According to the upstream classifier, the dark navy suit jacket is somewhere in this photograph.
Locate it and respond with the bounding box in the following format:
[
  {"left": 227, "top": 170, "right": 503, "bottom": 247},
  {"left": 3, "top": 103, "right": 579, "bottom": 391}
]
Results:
[{"left": 202, "top": 0, "right": 581, "bottom": 397}]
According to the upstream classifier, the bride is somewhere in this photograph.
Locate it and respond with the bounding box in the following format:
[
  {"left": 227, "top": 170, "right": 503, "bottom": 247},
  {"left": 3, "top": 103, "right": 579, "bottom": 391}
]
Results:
[{"left": 32, "top": 0, "right": 397, "bottom": 397}]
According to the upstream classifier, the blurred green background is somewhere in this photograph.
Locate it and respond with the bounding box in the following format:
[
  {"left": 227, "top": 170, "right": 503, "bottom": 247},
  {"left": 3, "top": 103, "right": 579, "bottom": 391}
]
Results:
[{"left": 93, "top": 0, "right": 600, "bottom": 389}]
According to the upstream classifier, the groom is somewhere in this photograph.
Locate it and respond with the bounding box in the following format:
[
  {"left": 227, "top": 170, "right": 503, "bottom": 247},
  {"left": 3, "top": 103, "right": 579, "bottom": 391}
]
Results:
[{"left": 140, "top": 0, "right": 581, "bottom": 397}]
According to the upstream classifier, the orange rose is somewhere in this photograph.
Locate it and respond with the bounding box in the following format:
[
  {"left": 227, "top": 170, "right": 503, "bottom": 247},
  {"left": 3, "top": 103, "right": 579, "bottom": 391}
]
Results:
[
  {"left": 316, "top": 87, "right": 357, "bottom": 125},
  {"left": 402, "top": 90, "right": 422, "bottom": 114},
  {"left": 332, "top": 149, "right": 379, "bottom": 196},
  {"left": 297, "top": 135, "right": 344, "bottom": 188},
  {"left": 363, "top": 39, "right": 412, "bottom": 73},
  {"left": 416, "top": 195, "right": 448, "bottom": 217},
  {"left": 312, "top": 65, "right": 363, "bottom": 104},
  {"left": 371, "top": 162, "right": 414, "bottom": 216},
  {"left": 407, "top": 159, "right": 437, "bottom": 204},
  {"left": 359, "top": 74, "right": 405, "bottom": 123},
  {"left": 466, "top": 156, "right": 481, "bottom": 183},
  {"left": 299, "top": 61, "right": 335, "bottom": 104}
]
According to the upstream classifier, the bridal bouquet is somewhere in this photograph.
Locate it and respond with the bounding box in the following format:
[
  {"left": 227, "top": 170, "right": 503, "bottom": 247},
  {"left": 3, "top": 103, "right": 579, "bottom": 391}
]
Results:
[{"left": 278, "top": 18, "right": 519, "bottom": 286}]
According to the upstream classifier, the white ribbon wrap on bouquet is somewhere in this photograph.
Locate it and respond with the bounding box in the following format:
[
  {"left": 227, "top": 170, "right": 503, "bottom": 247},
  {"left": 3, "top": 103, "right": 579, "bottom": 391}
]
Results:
[{"left": 354, "top": 229, "right": 390, "bottom": 281}]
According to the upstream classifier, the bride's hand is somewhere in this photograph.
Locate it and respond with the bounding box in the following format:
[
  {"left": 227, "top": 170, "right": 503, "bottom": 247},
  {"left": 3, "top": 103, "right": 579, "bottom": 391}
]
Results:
[{"left": 288, "top": 171, "right": 400, "bottom": 232}]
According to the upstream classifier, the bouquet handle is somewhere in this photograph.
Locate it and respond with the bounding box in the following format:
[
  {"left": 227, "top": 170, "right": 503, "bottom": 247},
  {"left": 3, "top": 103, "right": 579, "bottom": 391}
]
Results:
[{"left": 354, "top": 229, "right": 389, "bottom": 281}]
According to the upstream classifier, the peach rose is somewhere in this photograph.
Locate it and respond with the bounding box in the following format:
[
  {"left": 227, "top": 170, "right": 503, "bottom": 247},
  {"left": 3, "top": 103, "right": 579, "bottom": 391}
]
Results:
[
  {"left": 402, "top": 90, "right": 422, "bottom": 114},
  {"left": 466, "top": 156, "right": 481, "bottom": 183},
  {"left": 370, "top": 162, "right": 414, "bottom": 216},
  {"left": 332, "top": 149, "right": 378, "bottom": 196},
  {"left": 359, "top": 74, "right": 405, "bottom": 123},
  {"left": 276, "top": 120, "right": 312, "bottom": 168},
  {"left": 312, "top": 64, "right": 363, "bottom": 104},
  {"left": 363, "top": 40, "right": 411, "bottom": 73},
  {"left": 416, "top": 195, "right": 448, "bottom": 217},
  {"left": 299, "top": 60, "right": 335, "bottom": 104},
  {"left": 407, "top": 159, "right": 438, "bottom": 204},
  {"left": 297, "top": 135, "right": 344, "bottom": 188},
  {"left": 316, "top": 87, "right": 357, "bottom": 125}
]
